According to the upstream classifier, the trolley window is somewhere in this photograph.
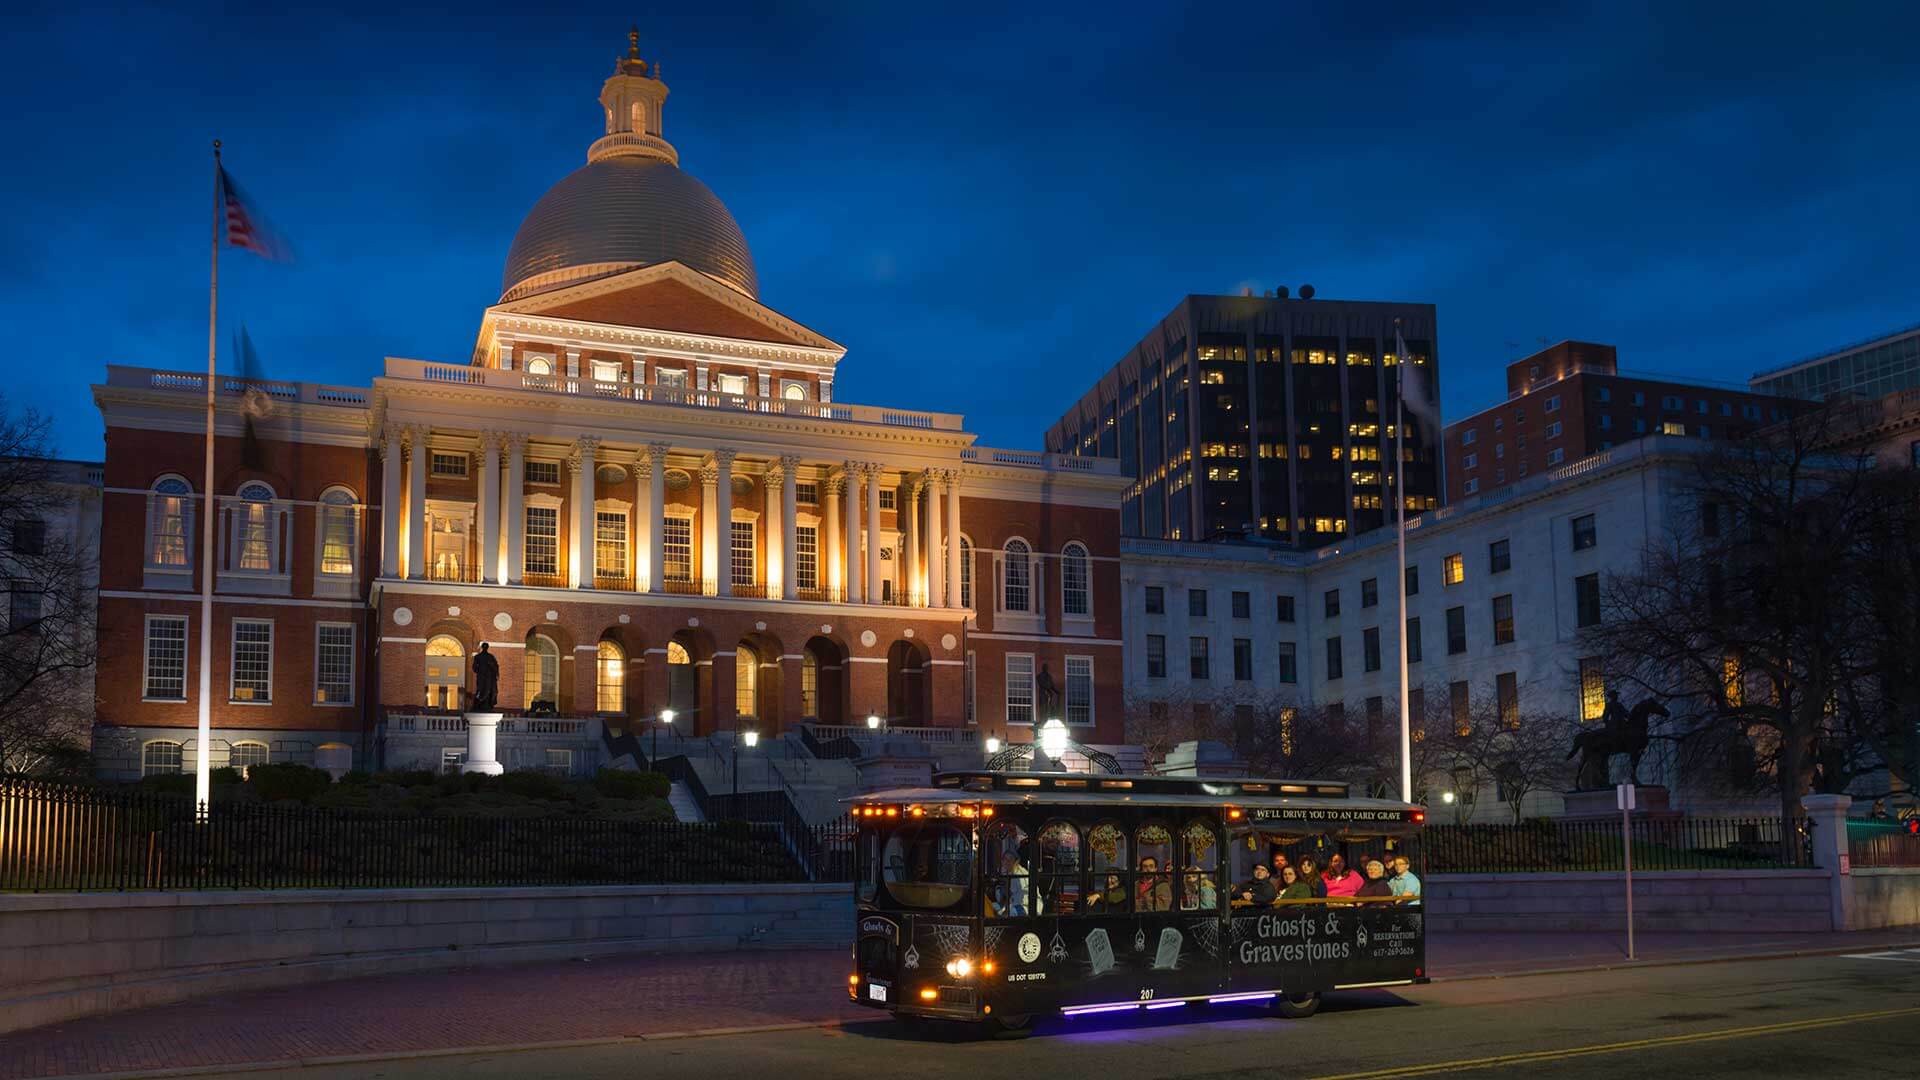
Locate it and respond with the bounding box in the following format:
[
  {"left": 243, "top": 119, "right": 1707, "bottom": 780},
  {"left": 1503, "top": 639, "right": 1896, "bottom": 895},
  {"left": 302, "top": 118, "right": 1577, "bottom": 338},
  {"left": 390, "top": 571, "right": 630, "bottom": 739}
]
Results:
[
  {"left": 1135, "top": 822, "right": 1174, "bottom": 912},
  {"left": 1084, "top": 821, "right": 1129, "bottom": 914},
  {"left": 1033, "top": 819, "right": 1082, "bottom": 915},
  {"left": 1179, "top": 817, "right": 1222, "bottom": 912},
  {"left": 983, "top": 820, "right": 1031, "bottom": 918},
  {"left": 881, "top": 821, "right": 971, "bottom": 911}
]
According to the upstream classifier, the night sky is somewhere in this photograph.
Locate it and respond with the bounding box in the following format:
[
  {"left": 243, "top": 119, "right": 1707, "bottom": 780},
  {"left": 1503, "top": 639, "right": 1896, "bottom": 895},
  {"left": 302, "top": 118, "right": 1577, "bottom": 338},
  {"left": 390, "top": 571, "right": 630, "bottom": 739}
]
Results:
[{"left": 8, "top": 3, "right": 1917, "bottom": 460}]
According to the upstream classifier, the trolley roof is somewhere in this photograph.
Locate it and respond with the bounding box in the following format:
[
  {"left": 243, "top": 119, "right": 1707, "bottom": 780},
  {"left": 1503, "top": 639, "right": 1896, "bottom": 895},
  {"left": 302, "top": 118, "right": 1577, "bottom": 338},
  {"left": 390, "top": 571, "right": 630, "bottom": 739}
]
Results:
[{"left": 847, "top": 770, "right": 1423, "bottom": 822}]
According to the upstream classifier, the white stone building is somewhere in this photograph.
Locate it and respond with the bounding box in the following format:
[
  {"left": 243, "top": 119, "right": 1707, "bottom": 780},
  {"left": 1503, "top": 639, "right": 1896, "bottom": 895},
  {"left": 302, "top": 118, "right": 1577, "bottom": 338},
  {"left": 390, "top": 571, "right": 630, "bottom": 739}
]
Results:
[{"left": 1120, "top": 436, "right": 1749, "bottom": 818}]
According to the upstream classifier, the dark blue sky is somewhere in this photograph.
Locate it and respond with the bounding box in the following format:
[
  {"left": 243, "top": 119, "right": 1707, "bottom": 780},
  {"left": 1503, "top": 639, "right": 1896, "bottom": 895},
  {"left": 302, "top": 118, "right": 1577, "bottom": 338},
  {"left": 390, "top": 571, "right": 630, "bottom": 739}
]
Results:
[{"left": 9, "top": 2, "right": 1917, "bottom": 459}]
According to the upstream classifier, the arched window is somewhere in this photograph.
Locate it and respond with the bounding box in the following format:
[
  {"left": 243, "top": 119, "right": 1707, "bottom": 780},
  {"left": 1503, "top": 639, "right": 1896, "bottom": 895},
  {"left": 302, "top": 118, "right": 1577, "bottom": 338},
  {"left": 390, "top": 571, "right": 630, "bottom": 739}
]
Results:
[
  {"left": 148, "top": 475, "right": 192, "bottom": 568},
  {"left": 735, "top": 644, "right": 758, "bottom": 718},
  {"left": 596, "top": 640, "right": 626, "bottom": 713},
  {"left": 783, "top": 383, "right": 806, "bottom": 401},
  {"left": 1033, "top": 820, "right": 1081, "bottom": 916},
  {"left": 983, "top": 820, "right": 1031, "bottom": 917},
  {"left": 230, "top": 741, "right": 269, "bottom": 774},
  {"left": 318, "top": 487, "right": 357, "bottom": 576},
  {"left": 526, "top": 355, "right": 554, "bottom": 376},
  {"left": 234, "top": 482, "right": 275, "bottom": 572},
  {"left": 1180, "top": 818, "right": 1221, "bottom": 912},
  {"left": 800, "top": 651, "right": 818, "bottom": 718},
  {"left": 667, "top": 640, "right": 690, "bottom": 665},
  {"left": 1135, "top": 822, "right": 1173, "bottom": 912},
  {"left": 525, "top": 634, "right": 560, "bottom": 710},
  {"left": 143, "top": 740, "right": 183, "bottom": 776},
  {"left": 1061, "top": 541, "right": 1091, "bottom": 617},
  {"left": 958, "top": 536, "right": 973, "bottom": 609},
  {"left": 1001, "top": 538, "right": 1031, "bottom": 613},
  {"left": 424, "top": 635, "right": 464, "bottom": 710},
  {"left": 630, "top": 101, "right": 645, "bottom": 133},
  {"left": 1087, "top": 821, "right": 1130, "bottom": 913}
]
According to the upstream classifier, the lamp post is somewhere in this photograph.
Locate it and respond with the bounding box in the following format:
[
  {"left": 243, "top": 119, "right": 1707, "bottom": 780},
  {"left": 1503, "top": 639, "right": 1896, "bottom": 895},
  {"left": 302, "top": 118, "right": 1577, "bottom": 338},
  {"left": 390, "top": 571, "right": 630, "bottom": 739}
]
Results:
[
  {"left": 734, "top": 728, "right": 759, "bottom": 796},
  {"left": 866, "top": 713, "right": 882, "bottom": 732},
  {"left": 652, "top": 708, "right": 675, "bottom": 769},
  {"left": 985, "top": 736, "right": 1001, "bottom": 755},
  {"left": 1038, "top": 717, "right": 1068, "bottom": 770}
]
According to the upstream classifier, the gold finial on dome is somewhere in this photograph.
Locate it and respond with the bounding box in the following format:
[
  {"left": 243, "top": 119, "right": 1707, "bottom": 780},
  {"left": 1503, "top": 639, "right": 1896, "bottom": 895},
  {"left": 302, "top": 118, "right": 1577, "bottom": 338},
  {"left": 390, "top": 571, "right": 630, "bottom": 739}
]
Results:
[{"left": 618, "top": 25, "right": 649, "bottom": 75}]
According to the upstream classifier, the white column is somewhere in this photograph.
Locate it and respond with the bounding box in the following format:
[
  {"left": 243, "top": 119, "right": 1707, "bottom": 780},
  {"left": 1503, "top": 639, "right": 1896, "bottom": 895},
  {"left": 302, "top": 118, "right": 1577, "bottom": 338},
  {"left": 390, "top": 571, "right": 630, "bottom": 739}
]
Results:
[
  {"left": 572, "top": 436, "right": 599, "bottom": 589},
  {"left": 945, "top": 470, "right": 963, "bottom": 608},
  {"left": 406, "top": 425, "right": 428, "bottom": 580},
  {"left": 380, "top": 426, "right": 402, "bottom": 578},
  {"left": 779, "top": 455, "right": 800, "bottom": 601},
  {"left": 634, "top": 452, "right": 653, "bottom": 590},
  {"left": 646, "top": 443, "right": 669, "bottom": 592},
  {"left": 842, "top": 462, "right": 862, "bottom": 604},
  {"left": 504, "top": 433, "right": 526, "bottom": 584},
  {"left": 925, "top": 471, "right": 944, "bottom": 608},
  {"left": 823, "top": 473, "right": 842, "bottom": 597},
  {"left": 700, "top": 462, "right": 719, "bottom": 595},
  {"left": 865, "top": 463, "right": 882, "bottom": 603},
  {"left": 712, "top": 448, "right": 735, "bottom": 598},
  {"left": 478, "top": 433, "right": 501, "bottom": 585},
  {"left": 764, "top": 458, "right": 784, "bottom": 597},
  {"left": 904, "top": 477, "right": 922, "bottom": 606}
]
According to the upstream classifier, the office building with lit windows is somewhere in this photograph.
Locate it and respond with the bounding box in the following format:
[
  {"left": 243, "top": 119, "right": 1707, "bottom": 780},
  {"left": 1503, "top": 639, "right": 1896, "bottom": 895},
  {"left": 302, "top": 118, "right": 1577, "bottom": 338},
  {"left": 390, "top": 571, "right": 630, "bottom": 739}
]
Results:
[
  {"left": 1749, "top": 322, "right": 1920, "bottom": 403},
  {"left": 1044, "top": 292, "right": 1443, "bottom": 549}
]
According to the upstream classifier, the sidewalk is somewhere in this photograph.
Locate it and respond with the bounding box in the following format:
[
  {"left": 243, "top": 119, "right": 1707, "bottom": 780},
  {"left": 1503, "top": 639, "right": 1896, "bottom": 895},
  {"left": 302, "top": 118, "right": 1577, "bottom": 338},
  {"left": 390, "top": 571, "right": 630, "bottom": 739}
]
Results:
[{"left": 3, "top": 927, "right": 1917, "bottom": 1080}]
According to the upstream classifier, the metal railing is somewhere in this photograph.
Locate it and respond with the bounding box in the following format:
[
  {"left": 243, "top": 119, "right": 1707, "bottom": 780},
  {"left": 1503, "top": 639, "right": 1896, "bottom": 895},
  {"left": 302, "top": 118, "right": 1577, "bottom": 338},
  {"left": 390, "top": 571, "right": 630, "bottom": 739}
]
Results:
[
  {"left": 0, "top": 773, "right": 850, "bottom": 891},
  {"left": 1848, "top": 819, "right": 1920, "bottom": 867},
  {"left": 593, "top": 573, "right": 635, "bottom": 592},
  {"left": 1426, "top": 816, "right": 1809, "bottom": 873},
  {"left": 522, "top": 571, "right": 567, "bottom": 589},
  {"left": 427, "top": 563, "right": 483, "bottom": 584}
]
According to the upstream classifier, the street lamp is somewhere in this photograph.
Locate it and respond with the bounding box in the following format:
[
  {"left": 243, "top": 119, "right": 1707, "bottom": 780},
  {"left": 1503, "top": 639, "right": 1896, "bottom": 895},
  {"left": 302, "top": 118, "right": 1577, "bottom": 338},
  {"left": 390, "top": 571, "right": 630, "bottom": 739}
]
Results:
[
  {"left": 866, "top": 713, "right": 882, "bottom": 731},
  {"left": 985, "top": 736, "right": 1001, "bottom": 755},
  {"left": 734, "top": 729, "right": 759, "bottom": 796},
  {"left": 1039, "top": 718, "right": 1069, "bottom": 766},
  {"left": 652, "top": 708, "right": 675, "bottom": 769},
  {"left": 1441, "top": 791, "right": 1456, "bottom": 804}
]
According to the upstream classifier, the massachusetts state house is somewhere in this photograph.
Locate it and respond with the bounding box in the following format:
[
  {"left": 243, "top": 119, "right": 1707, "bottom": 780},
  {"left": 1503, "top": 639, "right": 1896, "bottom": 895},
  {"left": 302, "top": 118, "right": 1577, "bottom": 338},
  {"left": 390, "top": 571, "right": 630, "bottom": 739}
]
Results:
[{"left": 90, "top": 39, "right": 1126, "bottom": 778}]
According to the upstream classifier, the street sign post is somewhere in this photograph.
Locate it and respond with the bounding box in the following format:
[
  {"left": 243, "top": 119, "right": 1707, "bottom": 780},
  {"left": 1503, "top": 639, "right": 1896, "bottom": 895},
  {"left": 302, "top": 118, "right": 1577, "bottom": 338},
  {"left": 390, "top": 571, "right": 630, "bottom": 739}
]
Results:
[{"left": 1617, "top": 783, "right": 1636, "bottom": 960}]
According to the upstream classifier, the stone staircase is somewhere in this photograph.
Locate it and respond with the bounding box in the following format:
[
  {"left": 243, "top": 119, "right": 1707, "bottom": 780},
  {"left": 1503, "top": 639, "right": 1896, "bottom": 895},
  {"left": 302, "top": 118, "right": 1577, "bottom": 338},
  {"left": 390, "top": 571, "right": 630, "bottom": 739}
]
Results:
[{"left": 666, "top": 781, "right": 705, "bottom": 823}]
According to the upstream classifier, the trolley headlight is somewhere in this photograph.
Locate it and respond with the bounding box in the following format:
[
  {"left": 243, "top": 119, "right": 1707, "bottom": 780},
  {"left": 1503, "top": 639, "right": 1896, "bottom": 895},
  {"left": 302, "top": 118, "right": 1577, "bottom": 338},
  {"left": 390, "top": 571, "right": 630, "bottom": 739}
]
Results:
[{"left": 945, "top": 957, "right": 974, "bottom": 979}]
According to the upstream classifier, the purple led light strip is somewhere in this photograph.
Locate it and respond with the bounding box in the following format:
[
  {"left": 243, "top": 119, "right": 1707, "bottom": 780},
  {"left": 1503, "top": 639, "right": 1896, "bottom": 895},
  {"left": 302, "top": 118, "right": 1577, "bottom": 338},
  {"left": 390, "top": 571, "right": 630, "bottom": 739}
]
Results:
[
  {"left": 1061, "top": 1001, "right": 1142, "bottom": 1016},
  {"left": 1144, "top": 1000, "right": 1188, "bottom": 1010},
  {"left": 1208, "top": 991, "right": 1278, "bottom": 1004}
]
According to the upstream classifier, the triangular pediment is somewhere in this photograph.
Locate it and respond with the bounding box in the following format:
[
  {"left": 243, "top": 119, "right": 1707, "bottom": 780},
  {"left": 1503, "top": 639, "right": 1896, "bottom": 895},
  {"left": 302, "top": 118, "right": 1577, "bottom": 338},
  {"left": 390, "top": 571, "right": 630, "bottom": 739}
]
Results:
[{"left": 485, "top": 262, "right": 841, "bottom": 351}]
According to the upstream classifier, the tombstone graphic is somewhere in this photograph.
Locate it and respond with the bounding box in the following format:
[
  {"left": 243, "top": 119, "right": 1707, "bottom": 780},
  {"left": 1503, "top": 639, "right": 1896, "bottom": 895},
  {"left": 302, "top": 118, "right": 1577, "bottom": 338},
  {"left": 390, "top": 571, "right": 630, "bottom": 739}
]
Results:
[
  {"left": 1152, "top": 927, "right": 1184, "bottom": 970},
  {"left": 1086, "top": 928, "right": 1116, "bottom": 976}
]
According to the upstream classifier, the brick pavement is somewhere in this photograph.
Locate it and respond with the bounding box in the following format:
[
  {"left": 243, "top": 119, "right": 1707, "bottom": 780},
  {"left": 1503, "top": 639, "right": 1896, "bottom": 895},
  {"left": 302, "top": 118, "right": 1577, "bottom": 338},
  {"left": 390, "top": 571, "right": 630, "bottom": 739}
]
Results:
[{"left": 4, "top": 928, "right": 1919, "bottom": 1079}]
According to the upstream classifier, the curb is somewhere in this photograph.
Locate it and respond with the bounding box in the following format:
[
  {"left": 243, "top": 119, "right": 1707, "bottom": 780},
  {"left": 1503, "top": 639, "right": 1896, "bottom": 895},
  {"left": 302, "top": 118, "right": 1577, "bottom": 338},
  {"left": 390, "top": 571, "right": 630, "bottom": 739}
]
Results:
[{"left": 25, "top": 943, "right": 1920, "bottom": 1080}]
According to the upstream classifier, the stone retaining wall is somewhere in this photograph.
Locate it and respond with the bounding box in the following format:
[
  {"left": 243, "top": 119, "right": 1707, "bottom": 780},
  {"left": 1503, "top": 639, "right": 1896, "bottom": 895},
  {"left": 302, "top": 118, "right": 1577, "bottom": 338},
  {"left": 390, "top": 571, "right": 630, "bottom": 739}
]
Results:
[
  {"left": 1846, "top": 867, "right": 1920, "bottom": 931},
  {"left": 1425, "top": 869, "right": 1834, "bottom": 933},
  {"left": 0, "top": 883, "right": 849, "bottom": 1036}
]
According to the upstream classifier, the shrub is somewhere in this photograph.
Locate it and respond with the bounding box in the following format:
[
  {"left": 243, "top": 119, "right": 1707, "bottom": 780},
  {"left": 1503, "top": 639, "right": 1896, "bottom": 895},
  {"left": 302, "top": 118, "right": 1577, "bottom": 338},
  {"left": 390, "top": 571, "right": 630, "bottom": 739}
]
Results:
[
  {"left": 593, "top": 768, "right": 669, "bottom": 800},
  {"left": 211, "top": 766, "right": 244, "bottom": 786},
  {"left": 498, "top": 770, "right": 571, "bottom": 801},
  {"left": 245, "top": 762, "right": 333, "bottom": 803}
]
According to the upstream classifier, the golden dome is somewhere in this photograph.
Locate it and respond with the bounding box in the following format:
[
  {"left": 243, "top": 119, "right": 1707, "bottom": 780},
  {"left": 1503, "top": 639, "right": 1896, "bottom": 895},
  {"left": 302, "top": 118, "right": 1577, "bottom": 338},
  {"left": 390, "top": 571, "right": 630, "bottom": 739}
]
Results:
[
  {"left": 500, "top": 157, "right": 758, "bottom": 302},
  {"left": 499, "top": 34, "right": 758, "bottom": 303}
]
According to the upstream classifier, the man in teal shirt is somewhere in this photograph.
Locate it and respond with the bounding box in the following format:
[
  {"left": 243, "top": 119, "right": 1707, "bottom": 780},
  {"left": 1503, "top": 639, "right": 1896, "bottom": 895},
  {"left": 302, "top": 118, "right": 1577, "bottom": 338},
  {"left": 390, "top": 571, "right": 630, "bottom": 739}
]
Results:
[{"left": 1388, "top": 855, "right": 1422, "bottom": 904}]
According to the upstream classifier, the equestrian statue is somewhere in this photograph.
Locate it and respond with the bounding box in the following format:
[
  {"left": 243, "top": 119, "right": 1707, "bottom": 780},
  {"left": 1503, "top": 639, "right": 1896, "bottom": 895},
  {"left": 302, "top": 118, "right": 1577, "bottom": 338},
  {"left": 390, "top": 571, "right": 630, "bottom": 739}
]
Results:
[{"left": 1566, "top": 690, "right": 1671, "bottom": 790}]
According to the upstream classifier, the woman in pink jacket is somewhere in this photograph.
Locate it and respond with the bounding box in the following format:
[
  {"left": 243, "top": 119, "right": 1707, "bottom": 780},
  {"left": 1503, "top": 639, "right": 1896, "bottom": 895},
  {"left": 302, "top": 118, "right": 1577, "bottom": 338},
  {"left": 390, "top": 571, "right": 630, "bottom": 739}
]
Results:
[{"left": 1321, "top": 853, "right": 1363, "bottom": 898}]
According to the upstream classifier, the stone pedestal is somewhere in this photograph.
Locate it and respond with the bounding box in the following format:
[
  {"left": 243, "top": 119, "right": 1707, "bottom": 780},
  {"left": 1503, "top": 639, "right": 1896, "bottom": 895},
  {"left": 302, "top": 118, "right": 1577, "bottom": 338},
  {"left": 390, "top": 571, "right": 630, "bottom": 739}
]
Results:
[
  {"left": 855, "top": 754, "right": 933, "bottom": 792},
  {"left": 1155, "top": 740, "right": 1247, "bottom": 778},
  {"left": 1803, "top": 792, "right": 1853, "bottom": 932},
  {"left": 461, "top": 712, "right": 506, "bottom": 776},
  {"left": 1560, "top": 784, "right": 1677, "bottom": 820}
]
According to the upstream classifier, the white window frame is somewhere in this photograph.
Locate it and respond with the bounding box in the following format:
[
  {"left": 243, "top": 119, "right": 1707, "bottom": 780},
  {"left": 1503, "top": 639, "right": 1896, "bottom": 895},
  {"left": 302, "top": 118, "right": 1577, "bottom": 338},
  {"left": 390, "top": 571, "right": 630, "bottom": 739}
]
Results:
[
  {"left": 229, "top": 618, "right": 274, "bottom": 705},
  {"left": 227, "top": 482, "right": 282, "bottom": 577},
  {"left": 594, "top": 499, "right": 632, "bottom": 583},
  {"left": 430, "top": 452, "right": 469, "bottom": 478},
  {"left": 1061, "top": 541, "right": 1093, "bottom": 626},
  {"left": 730, "top": 511, "right": 758, "bottom": 590},
  {"left": 524, "top": 495, "right": 563, "bottom": 577},
  {"left": 994, "top": 537, "right": 1044, "bottom": 632},
  {"left": 596, "top": 640, "right": 626, "bottom": 714},
  {"left": 959, "top": 535, "right": 974, "bottom": 609},
  {"left": 143, "top": 614, "right": 189, "bottom": 702},
  {"left": 143, "top": 740, "right": 185, "bottom": 777},
  {"left": 1005, "top": 652, "right": 1035, "bottom": 727},
  {"left": 230, "top": 741, "right": 270, "bottom": 774},
  {"left": 314, "top": 622, "right": 355, "bottom": 706},
  {"left": 793, "top": 521, "right": 819, "bottom": 590},
  {"left": 1065, "top": 655, "right": 1094, "bottom": 727},
  {"left": 662, "top": 510, "right": 695, "bottom": 583},
  {"left": 144, "top": 474, "right": 195, "bottom": 588},
  {"left": 313, "top": 486, "right": 360, "bottom": 597},
  {"left": 716, "top": 372, "right": 750, "bottom": 397},
  {"left": 424, "top": 498, "right": 476, "bottom": 582},
  {"left": 525, "top": 460, "right": 563, "bottom": 486}
]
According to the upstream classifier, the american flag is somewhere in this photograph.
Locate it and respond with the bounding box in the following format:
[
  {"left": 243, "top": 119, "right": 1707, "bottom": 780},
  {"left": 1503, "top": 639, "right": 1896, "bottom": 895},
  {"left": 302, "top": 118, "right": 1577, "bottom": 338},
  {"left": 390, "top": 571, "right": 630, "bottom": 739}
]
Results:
[{"left": 218, "top": 165, "right": 290, "bottom": 261}]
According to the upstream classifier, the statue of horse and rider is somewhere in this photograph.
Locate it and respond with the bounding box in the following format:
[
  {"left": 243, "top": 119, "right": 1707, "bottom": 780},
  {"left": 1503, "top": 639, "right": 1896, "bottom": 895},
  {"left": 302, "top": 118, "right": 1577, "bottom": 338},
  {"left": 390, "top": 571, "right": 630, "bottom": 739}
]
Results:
[{"left": 1566, "top": 690, "right": 1671, "bottom": 790}]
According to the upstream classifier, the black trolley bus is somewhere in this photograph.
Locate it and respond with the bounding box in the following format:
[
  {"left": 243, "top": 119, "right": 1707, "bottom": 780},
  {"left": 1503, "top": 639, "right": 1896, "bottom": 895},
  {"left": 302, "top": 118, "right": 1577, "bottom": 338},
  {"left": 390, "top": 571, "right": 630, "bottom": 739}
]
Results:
[{"left": 847, "top": 770, "right": 1427, "bottom": 1033}]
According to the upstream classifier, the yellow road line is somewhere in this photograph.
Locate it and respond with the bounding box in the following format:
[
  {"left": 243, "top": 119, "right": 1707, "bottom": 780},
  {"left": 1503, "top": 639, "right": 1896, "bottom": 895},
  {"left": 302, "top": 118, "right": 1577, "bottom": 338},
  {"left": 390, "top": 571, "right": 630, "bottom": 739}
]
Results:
[{"left": 1306, "top": 1005, "right": 1920, "bottom": 1080}]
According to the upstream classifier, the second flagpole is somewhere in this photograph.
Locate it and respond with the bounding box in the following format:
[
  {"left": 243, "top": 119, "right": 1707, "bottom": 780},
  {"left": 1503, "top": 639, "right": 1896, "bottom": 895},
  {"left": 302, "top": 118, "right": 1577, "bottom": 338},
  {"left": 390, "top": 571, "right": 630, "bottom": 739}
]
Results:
[
  {"left": 1394, "top": 322, "right": 1413, "bottom": 805},
  {"left": 196, "top": 140, "right": 221, "bottom": 817}
]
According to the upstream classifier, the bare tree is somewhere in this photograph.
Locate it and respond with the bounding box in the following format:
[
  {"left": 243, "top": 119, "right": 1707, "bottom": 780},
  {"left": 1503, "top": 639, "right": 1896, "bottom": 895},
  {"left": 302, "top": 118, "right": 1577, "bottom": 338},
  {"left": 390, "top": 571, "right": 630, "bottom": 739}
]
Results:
[
  {"left": 0, "top": 400, "right": 96, "bottom": 776},
  {"left": 1580, "top": 411, "right": 1915, "bottom": 834},
  {"left": 1446, "top": 690, "right": 1579, "bottom": 824}
]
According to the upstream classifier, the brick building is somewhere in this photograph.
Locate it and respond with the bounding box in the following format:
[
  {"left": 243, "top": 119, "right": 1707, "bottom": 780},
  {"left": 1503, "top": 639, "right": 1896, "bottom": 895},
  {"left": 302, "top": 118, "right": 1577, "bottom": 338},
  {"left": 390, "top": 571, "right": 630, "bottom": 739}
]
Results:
[
  {"left": 90, "top": 41, "right": 1126, "bottom": 779},
  {"left": 1044, "top": 291, "right": 1443, "bottom": 549},
  {"left": 1441, "top": 341, "right": 1797, "bottom": 503}
]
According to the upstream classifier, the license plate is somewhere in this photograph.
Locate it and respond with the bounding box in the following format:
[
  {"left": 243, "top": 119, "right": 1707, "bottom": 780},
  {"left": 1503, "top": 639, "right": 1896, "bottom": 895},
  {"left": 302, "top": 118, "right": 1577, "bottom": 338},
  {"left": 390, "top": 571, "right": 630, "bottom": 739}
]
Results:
[{"left": 869, "top": 984, "right": 888, "bottom": 1002}]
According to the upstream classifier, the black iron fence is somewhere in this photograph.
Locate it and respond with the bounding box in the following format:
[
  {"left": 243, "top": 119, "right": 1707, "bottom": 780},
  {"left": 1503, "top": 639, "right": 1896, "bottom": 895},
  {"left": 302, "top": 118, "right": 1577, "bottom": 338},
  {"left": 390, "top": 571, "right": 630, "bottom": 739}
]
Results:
[
  {"left": 1848, "top": 819, "right": 1920, "bottom": 867},
  {"left": 1425, "top": 815, "right": 1810, "bottom": 873},
  {"left": 0, "top": 773, "right": 854, "bottom": 893}
]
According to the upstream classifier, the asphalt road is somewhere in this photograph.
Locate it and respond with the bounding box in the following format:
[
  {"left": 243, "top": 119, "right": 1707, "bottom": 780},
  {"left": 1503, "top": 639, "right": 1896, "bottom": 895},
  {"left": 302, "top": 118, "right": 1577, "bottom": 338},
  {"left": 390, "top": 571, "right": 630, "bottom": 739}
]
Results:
[{"left": 163, "top": 950, "right": 1920, "bottom": 1080}]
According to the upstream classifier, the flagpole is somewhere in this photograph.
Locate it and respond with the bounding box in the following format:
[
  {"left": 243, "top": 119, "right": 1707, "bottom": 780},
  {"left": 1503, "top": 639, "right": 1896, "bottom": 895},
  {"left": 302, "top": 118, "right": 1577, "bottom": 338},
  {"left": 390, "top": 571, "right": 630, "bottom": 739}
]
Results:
[
  {"left": 1394, "top": 322, "right": 1413, "bottom": 805},
  {"left": 196, "top": 141, "right": 221, "bottom": 817}
]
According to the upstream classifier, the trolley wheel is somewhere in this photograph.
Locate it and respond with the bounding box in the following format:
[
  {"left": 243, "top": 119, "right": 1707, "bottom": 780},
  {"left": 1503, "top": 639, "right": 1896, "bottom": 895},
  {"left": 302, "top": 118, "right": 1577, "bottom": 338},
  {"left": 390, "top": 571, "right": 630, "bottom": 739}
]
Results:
[
  {"left": 988, "top": 1013, "right": 1034, "bottom": 1038},
  {"left": 1273, "top": 991, "right": 1321, "bottom": 1019}
]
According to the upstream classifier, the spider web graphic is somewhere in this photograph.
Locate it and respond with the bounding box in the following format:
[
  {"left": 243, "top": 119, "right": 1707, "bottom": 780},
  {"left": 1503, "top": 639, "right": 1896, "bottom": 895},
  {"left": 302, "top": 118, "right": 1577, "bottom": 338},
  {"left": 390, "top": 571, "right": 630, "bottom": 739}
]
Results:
[
  {"left": 1187, "top": 919, "right": 1222, "bottom": 958},
  {"left": 923, "top": 922, "right": 974, "bottom": 960},
  {"left": 984, "top": 925, "right": 1009, "bottom": 955}
]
